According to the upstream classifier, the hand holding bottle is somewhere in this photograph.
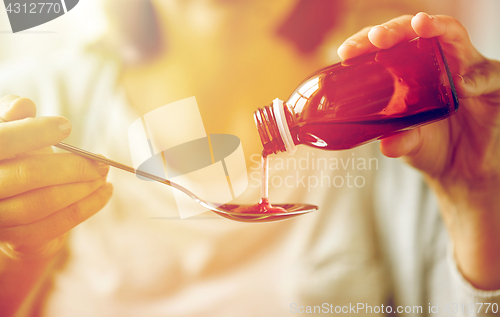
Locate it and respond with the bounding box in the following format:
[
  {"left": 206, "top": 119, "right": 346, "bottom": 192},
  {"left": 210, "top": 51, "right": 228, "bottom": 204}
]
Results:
[{"left": 339, "top": 13, "right": 500, "bottom": 290}]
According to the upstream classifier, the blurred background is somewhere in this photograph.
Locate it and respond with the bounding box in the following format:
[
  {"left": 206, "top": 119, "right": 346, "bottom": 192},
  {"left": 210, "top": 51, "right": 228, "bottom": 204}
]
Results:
[{"left": 0, "top": 0, "right": 498, "bottom": 64}]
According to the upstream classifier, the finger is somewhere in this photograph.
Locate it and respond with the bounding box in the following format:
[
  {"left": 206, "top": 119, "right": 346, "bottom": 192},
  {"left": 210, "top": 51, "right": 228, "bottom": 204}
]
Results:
[
  {"left": 337, "top": 26, "right": 377, "bottom": 60},
  {"left": 379, "top": 129, "right": 421, "bottom": 158},
  {"left": 367, "top": 15, "right": 417, "bottom": 49},
  {"left": 0, "top": 95, "right": 36, "bottom": 122},
  {"left": 27, "top": 146, "right": 55, "bottom": 155},
  {"left": 0, "top": 116, "right": 72, "bottom": 160},
  {"left": 0, "top": 153, "right": 110, "bottom": 199},
  {"left": 411, "top": 13, "right": 468, "bottom": 46},
  {"left": 453, "top": 60, "right": 500, "bottom": 98},
  {"left": 0, "top": 183, "right": 113, "bottom": 247},
  {"left": 0, "top": 178, "right": 107, "bottom": 227},
  {"left": 414, "top": 13, "right": 485, "bottom": 63},
  {"left": 338, "top": 15, "right": 417, "bottom": 60}
]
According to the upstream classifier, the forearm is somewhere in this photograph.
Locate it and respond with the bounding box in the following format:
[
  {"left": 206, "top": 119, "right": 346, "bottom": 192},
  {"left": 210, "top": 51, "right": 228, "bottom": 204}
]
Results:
[{"left": 0, "top": 245, "right": 59, "bottom": 316}]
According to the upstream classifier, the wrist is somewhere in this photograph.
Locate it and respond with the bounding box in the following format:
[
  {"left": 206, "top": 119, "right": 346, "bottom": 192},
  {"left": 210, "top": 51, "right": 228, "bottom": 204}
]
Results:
[
  {"left": 428, "top": 177, "right": 500, "bottom": 290},
  {"left": 0, "top": 238, "right": 64, "bottom": 317}
]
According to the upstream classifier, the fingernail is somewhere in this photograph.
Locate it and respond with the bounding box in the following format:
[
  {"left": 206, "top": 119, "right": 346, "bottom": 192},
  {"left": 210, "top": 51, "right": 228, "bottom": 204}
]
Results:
[
  {"left": 8, "top": 96, "right": 21, "bottom": 109},
  {"left": 372, "top": 25, "right": 388, "bottom": 31},
  {"left": 0, "top": 95, "right": 20, "bottom": 114},
  {"left": 421, "top": 12, "right": 434, "bottom": 20},
  {"left": 58, "top": 117, "right": 72, "bottom": 134},
  {"left": 98, "top": 162, "right": 110, "bottom": 176},
  {"left": 341, "top": 40, "right": 357, "bottom": 47}
]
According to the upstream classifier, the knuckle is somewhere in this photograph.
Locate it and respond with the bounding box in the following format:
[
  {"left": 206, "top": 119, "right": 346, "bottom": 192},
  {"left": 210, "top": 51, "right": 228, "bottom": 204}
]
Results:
[
  {"left": 384, "top": 15, "right": 413, "bottom": 30},
  {"left": 355, "top": 26, "right": 373, "bottom": 38},
  {"left": 455, "top": 20, "right": 468, "bottom": 35},
  {"left": 39, "top": 186, "right": 61, "bottom": 210},
  {"left": 0, "top": 202, "right": 5, "bottom": 216},
  {"left": 95, "top": 185, "right": 113, "bottom": 213},
  {"left": 0, "top": 133, "right": 7, "bottom": 151},
  {"left": 73, "top": 156, "right": 90, "bottom": 181},
  {"left": 16, "top": 157, "right": 42, "bottom": 186},
  {"left": 1, "top": 227, "right": 32, "bottom": 248},
  {"left": 447, "top": 16, "right": 461, "bottom": 26},
  {"left": 361, "top": 26, "right": 373, "bottom": 33},
  {"left": 0, "top": 95, "right": 20, "bottom": 106},
  {"left": 62, "top": 183, "right": 111, "bottom": 228},
  {"left": 96, "top": 187, "right": 111, "bottom": 206},
  {"left": 65, "top": 202, "right": 85, "bottom": 225}
]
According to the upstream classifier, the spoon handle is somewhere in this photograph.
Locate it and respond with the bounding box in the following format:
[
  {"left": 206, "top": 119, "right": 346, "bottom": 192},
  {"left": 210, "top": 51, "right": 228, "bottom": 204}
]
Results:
[
  {"left": 54, "top": 142, "right": 173, "bottom": 185},
  {"left": 53, "top": 143, "right": 219, "bottom": 210}
]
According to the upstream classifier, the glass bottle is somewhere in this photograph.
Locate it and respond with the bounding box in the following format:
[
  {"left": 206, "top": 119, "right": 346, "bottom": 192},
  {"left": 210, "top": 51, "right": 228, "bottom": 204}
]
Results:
[{"left": 254, "top": 37, "right": 458, "bottom": 155}]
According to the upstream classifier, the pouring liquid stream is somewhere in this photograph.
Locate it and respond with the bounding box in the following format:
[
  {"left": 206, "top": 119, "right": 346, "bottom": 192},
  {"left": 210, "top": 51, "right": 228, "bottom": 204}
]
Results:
[
  {"left": 229, "top": 152, "right": 287, "bottom": 214},
  {"left": 214, "top": 150, "right": 318, "bottom": 222}
]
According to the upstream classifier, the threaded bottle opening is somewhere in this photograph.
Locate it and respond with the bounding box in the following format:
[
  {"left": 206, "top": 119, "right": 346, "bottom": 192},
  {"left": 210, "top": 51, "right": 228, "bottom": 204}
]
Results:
[
  {"left": 254, "top": 104, "right": 286, "bottom": 155},
  {"left": 254, "top": 99, "right": 296, "bottom": 155}
]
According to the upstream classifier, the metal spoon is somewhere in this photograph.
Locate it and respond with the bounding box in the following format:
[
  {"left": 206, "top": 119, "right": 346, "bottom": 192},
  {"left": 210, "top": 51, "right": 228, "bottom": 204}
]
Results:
[{"left": 54, "top": 142, "right": 317, "bottom": 222}]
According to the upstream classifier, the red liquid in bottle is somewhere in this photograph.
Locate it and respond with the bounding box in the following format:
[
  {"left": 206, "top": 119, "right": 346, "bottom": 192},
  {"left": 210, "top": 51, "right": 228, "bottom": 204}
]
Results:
[{"left": 254, "top": 37, "right": 459, "bottom": 154}]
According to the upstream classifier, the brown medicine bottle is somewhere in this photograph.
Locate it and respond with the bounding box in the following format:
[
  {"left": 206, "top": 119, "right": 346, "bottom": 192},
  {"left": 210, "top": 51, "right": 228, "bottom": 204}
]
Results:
[{"left": 254, "top": 37, "right": 458, "bottom": 155}]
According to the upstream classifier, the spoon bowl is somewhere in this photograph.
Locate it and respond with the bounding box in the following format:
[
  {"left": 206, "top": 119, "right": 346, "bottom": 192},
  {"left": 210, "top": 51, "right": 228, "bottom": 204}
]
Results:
[{"left": 214, "top": 203, "right": 317, "bottom": 222}]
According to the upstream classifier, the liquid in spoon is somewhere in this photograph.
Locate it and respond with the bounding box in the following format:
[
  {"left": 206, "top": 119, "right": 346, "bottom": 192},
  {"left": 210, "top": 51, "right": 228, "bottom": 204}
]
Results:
[
  {"left": 231, "top": 152, "right": 287, "bottom": 214},
  {"left": 215, "top": 150, "right": 317, "bottom": 222}
]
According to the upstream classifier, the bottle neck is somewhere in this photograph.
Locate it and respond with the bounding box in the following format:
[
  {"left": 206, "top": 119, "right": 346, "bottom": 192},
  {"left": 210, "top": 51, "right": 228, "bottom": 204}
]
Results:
[{"left": 254, "top": 98, "right": 297, "bottom": 156}]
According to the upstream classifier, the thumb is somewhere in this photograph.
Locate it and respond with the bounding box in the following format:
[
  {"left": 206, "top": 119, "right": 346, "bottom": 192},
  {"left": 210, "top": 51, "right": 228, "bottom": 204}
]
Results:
[{"left": 0, "top": 95, "right": 37, "bottom": 122}]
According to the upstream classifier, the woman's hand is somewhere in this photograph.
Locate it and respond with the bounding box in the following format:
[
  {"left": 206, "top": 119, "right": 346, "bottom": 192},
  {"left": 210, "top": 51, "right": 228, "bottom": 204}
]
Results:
[
  {"left": 0, "top": 95, "right": 113, "bottom": 259},
  {"left": 338, "top": 13, "right": 500, "bottom": 290}
]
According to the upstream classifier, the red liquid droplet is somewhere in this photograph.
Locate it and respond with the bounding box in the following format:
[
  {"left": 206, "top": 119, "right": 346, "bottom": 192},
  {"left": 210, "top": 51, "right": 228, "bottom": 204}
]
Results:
[{"left": 232, "top": 198, "right": 287, "bottom": 214}]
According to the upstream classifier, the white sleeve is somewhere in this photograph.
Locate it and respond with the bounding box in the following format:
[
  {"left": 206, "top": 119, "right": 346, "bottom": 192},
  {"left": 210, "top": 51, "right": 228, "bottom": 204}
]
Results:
[{"left": 448, "top": 242, "right": 500, "bottom": 316}]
